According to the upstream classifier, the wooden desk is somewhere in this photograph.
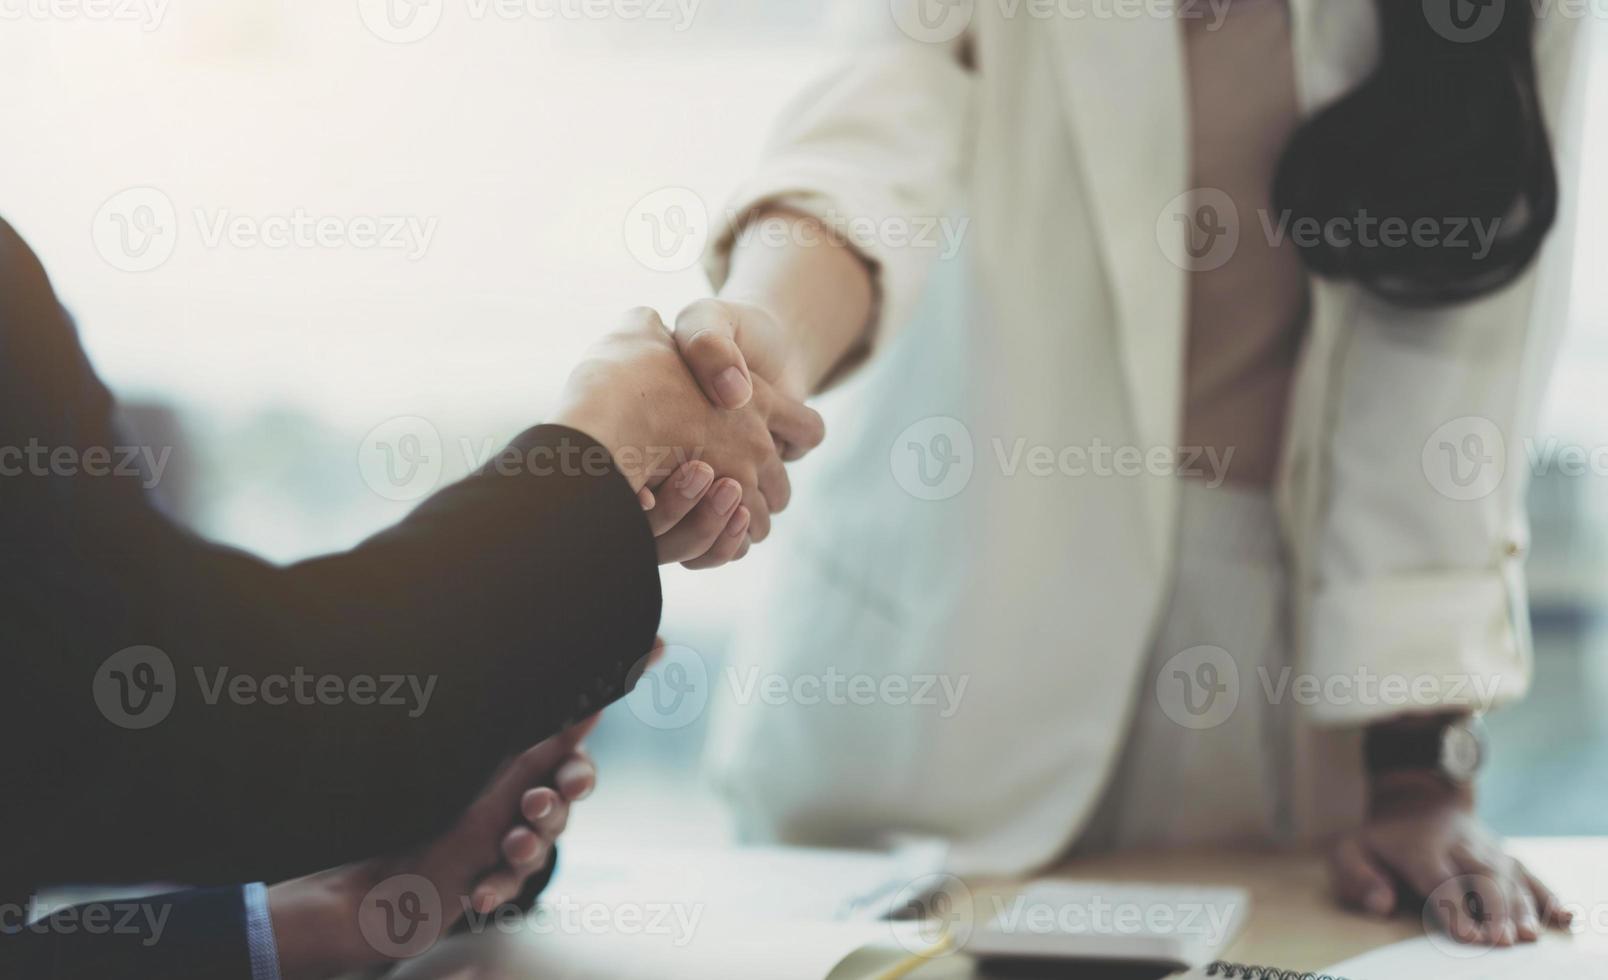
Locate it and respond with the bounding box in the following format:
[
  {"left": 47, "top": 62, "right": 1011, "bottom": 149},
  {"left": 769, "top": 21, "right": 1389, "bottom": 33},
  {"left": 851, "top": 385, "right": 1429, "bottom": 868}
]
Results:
[
  {"left": 914, "top": 838, "right": 1608, "bottom": 978},
  {"left": 384, "top": 839, "right": 1608, "bottom": 979}
]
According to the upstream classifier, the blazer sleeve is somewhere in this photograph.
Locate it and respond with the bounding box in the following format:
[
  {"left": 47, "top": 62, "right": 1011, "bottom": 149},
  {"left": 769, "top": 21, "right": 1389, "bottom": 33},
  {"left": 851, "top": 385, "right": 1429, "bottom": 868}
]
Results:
[
  {"left": 0, "top": 216, "right": 661, "bottom": 892},
  {"left": 1290, "top": 14, "right": 1590, "bottom": 726},
  {"left": 703, "top": 1, "right": 976, "bottom": 351},
  {"left": 0, "top": 886, "right": 260, "bottom": 980}
]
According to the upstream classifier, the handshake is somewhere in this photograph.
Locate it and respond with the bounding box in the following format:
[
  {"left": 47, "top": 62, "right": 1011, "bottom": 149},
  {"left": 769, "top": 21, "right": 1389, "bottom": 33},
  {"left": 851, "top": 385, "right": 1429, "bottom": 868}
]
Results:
[{"left": 553, "top": 302, "right": 823, "bottom": 568}]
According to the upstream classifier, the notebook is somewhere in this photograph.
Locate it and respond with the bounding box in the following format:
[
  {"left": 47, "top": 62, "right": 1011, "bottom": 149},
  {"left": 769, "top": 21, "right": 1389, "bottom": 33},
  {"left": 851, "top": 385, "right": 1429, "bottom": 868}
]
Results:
[
  {"left": 1176, "top": 935, "right": 1608, "bottom": 980},
  {"left": 964, "top": 880, "right": 1250, "bottom": 968},
  {"left": 1323, "top": 935, "right": 1608, "bottom": 978}
]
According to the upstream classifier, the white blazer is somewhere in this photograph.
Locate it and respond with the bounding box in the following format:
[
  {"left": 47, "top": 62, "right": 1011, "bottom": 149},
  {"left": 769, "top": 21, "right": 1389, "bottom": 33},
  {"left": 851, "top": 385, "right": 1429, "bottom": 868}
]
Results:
[{"left": 701, "top": 1, "right": 1591, "bottom": 875}]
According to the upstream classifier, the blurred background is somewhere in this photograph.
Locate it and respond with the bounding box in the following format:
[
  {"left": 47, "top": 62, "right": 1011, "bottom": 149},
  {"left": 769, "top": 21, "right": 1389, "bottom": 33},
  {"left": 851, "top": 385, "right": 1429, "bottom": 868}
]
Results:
[{"left": 3, "top": 1, "right": 1605, "bottom": 850}]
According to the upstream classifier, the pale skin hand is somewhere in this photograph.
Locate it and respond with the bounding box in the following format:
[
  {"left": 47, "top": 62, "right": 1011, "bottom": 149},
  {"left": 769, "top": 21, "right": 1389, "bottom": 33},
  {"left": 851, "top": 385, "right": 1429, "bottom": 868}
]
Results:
[
  {"left": 669, "top": 207, "right": 877, "bottom": 409},
  {"left": 640, "top": 208, "right": 872, "bottom": 562},
  {"left": 1328, "top": 771, "right": 1573, "bottom": 945},
  {"left": 553, "top": 306, "right": 825, "bottom": 565},
  {"left": 266, "top": 722, "right": 599, "bottom": 980}
]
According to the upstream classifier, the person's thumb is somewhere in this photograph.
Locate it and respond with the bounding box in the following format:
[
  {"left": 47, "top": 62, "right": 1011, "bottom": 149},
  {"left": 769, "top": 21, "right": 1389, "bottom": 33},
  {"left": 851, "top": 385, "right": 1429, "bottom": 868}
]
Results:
[{"left": 673, "top": 298, "right": 755, "bottom": 409}]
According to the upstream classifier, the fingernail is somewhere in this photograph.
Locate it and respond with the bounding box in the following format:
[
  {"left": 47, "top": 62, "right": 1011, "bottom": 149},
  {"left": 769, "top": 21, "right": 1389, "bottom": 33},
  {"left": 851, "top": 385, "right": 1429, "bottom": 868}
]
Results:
[
  {"left": 1365, "top": 887, "right": 1393, "bottom": 917},
  {"left": 727, "top": 507, "right": 751, "bottom": 537},
  {"left": 712, "top": 480, "right": 741, "bottom": 515},
  {"left": 533, "top": 796, "right": 554, "bottom": 819},
  {"left": 678, "top": 463, "right": 714, "bottom": 499},
  {"left": 714, "top": 366, "right": 752, "bottom": 408}
]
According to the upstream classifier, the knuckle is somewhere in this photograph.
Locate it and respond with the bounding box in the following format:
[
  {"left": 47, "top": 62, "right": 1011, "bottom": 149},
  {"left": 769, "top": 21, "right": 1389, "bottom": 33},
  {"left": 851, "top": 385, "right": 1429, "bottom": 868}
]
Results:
[
  {"left": 696, "top": 504, "right": 729, "bottom": 537},
  {"left": 621, "top": 305, "right": 664, "bottom": 330},
  {"left": 675, "top": 297, "right": 730, "bottom": 332}
]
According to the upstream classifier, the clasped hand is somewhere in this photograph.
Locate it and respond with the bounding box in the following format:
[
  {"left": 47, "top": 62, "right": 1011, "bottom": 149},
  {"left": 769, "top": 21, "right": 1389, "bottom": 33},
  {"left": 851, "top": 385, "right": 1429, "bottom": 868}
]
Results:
[{"left": 554, "top": 307, "right": 822, "bottom": 568}]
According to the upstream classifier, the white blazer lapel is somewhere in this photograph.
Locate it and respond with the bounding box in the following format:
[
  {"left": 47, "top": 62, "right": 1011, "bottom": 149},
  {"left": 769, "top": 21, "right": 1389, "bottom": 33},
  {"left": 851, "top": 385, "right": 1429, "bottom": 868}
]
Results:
[{"left": 1047, "top": 7, "right": 1189, "bottom": 549}]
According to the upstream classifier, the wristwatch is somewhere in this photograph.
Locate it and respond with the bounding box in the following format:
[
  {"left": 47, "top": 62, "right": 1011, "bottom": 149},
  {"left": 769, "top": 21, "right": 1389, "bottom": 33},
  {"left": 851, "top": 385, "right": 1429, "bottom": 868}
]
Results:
[{"left": 1364, "top": 714, "right": 1488, "bottom": 784}]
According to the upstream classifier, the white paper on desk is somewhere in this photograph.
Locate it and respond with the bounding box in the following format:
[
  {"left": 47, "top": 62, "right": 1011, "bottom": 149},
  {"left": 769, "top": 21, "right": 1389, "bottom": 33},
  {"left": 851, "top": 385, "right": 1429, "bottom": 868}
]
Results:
[
  {"left": 543, "top": 841, "right": 943, "bottom": 925},
  {"left": 388, "top": 919, "right": 926, "bottom": 980},
  {"left": 1327, "top": 937, "right": 1608, "bottom": 978}
]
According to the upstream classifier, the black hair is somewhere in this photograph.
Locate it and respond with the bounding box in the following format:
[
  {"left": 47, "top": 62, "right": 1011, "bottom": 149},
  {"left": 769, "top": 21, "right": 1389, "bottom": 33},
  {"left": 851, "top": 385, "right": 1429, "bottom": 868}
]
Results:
[{"left": 1272, "top": 0, "right": 1558, "bottom": 307}]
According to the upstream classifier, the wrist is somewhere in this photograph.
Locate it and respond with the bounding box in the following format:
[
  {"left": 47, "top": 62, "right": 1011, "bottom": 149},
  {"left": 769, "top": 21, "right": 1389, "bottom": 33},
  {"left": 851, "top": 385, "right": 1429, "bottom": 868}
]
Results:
[
  {"left": 710, "top": 291, "right": 816, "bottom": 401},
  {"left": 1369, "top": 769, "right": 1475, "bottom": 817},
  {"left": 550, "top": 399, "right": 642, "bottom": 493},
  {"left": 267, "top": 869, "right": 376, "bottom": 980},
  {"left": 720, "top": 208, "right": 876, "bottom": 397}
]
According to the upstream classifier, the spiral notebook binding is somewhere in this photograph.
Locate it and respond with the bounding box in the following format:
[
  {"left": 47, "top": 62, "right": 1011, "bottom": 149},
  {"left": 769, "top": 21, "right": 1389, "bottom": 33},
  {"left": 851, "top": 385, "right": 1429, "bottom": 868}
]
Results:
[{"left": 1203, "top": 961, "right": 1353, "bottom": 980}]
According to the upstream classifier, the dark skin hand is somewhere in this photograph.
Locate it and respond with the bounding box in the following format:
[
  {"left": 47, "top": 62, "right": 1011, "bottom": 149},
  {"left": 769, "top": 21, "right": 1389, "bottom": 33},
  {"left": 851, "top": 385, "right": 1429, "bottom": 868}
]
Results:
[{"left": 1328, "top": 770, "right": 1574, "bottom": 945}]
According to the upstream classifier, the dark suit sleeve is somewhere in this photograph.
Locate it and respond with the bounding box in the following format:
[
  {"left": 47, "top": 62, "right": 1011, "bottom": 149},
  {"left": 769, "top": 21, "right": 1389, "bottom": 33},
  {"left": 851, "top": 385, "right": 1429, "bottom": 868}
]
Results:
[
  {"left": 0, "top": 216, "right": 662, "bottom": 895},
  {"left": 1, "top": 887, "right": 260, "bottom": 980}
]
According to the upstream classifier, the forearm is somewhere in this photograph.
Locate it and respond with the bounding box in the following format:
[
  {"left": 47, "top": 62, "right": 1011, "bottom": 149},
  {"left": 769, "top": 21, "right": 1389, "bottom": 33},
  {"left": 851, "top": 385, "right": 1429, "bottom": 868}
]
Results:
[
  {"left": 27, "top": 426, "right": 659, "bottom": 889},
  {"left": 718, "top": 207, "right": 876, "bottom": 397}
]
